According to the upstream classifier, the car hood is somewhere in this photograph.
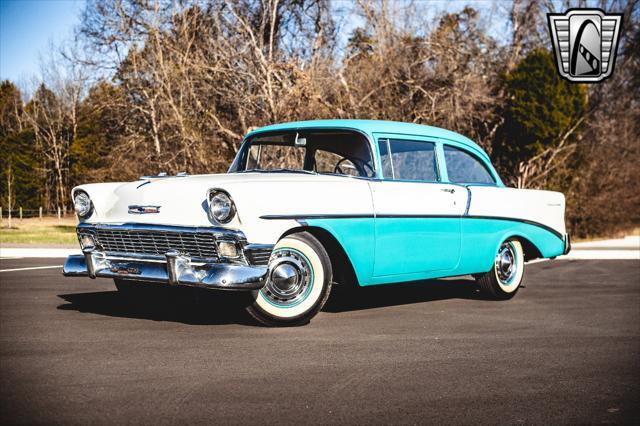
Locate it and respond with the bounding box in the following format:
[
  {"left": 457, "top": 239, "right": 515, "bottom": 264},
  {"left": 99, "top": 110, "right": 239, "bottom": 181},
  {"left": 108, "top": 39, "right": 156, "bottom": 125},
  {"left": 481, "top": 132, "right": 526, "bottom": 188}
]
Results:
[{"left": 75, "top": 172, "right": 374, "bottom": 232}]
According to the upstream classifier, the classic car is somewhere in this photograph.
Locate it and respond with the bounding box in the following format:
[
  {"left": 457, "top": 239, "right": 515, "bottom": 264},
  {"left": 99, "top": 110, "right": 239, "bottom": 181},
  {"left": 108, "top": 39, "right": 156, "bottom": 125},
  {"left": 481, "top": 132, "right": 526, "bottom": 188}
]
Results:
[{"left": 64, "top": 120, "right": 571, "bottom": 326}]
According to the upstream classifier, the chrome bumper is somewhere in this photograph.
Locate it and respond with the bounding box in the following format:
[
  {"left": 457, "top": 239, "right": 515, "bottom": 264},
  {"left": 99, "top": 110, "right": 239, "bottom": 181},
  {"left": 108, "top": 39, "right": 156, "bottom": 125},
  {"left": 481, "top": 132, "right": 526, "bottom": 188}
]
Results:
[
  {"left": 563, "top": 233, "right": 571, "bottom": 255},
  {"left": 63, "top": 248, "right": 268, "bottom": 290}
]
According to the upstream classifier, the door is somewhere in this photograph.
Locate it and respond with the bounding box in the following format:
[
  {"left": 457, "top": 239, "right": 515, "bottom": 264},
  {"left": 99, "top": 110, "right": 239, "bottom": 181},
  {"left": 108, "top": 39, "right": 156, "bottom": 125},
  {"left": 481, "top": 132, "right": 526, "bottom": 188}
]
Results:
[{"left": 371, "top": 136, "right": 467, "bottom": 277}]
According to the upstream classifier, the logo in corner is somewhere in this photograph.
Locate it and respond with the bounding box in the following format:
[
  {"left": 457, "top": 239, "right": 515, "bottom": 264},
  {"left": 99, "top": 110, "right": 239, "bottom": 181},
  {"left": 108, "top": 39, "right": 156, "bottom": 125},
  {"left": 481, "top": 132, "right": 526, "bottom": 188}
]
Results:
[
  {"left": 547, "top": 9, "right": 623, "bottom": 82},
  {"left": 128, "top": 205, "right": 161, "bottom": 214}
]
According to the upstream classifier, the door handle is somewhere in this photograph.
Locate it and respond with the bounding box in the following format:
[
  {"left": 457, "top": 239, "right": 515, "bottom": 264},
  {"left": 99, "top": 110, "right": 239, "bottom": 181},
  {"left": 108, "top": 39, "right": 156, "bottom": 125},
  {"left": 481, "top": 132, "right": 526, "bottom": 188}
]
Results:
[{"left": 441, "top": 188, "right": 455, "bottom": 194}]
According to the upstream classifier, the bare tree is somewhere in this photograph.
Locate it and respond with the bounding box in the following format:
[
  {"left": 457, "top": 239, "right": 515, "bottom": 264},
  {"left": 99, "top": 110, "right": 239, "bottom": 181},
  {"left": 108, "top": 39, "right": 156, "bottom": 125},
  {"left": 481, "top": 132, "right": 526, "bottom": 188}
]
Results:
[{"left": 75, "top": 0, "right": 336, "bottom": 177}]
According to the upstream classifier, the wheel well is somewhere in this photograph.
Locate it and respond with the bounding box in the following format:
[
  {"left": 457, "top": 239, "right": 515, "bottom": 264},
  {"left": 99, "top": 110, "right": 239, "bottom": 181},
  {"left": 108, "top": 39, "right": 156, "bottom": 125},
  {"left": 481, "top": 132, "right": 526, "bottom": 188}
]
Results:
[
  {"left": 512, "top": 236, "right": 542, "bottom": 261},
  {"left": 282, "top": 226, "right": 359, "bottom": 287}
]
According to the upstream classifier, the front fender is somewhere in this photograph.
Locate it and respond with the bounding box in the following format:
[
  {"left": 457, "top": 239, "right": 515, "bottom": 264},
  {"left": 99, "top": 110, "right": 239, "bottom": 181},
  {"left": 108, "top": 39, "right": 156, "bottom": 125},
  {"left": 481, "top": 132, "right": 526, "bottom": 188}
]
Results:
[{"left": 219, "top": 178, "right": 374, "bottom": 244}]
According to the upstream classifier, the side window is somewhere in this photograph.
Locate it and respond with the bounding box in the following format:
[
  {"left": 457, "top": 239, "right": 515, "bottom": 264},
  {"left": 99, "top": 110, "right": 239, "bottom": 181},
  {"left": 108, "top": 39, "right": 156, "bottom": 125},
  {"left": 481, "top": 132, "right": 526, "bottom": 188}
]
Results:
[
  {"left": 378, "top": 139, "right": 438, "bottom": 181},
  {"left": 443, "top": 145, "right": 495, "bottom": 184}
]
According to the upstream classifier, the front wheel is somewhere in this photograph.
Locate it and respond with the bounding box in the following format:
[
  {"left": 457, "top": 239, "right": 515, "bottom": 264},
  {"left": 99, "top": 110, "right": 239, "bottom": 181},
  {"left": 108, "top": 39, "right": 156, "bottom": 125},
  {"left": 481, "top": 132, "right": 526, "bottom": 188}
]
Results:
[
  {"left": 476, "top": 239, "right": 525, "bottom": 299},
  {"left": 246, "top": 232, "right": 332, "bottom": 326}
]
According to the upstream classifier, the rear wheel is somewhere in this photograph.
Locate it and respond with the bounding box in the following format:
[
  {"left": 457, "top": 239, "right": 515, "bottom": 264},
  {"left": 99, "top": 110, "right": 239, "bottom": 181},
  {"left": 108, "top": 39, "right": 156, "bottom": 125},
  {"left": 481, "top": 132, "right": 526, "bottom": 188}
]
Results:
[
  {"left": 246, "top": 232, "right": 332, "bottom": 326},
  {"left": 476, "top": 239, "right": 524, "bottom": 299}
]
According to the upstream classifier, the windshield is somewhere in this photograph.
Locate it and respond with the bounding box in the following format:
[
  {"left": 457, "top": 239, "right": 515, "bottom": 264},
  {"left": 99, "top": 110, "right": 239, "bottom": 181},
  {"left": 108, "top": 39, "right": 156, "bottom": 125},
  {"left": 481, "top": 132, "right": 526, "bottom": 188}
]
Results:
[{"left": 229, "top": 130, "right": 375, "bottom": 178}]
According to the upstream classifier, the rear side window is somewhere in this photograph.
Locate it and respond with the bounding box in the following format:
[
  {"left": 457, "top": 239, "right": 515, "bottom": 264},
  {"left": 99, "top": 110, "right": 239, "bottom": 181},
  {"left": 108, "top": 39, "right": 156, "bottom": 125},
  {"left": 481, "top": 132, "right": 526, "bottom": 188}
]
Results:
[
  {"left": 444, "top": 145, "right": 495, "bottom": 184},
  {"left": 378, "top": 139, "right": 438, "bottom": 182}
]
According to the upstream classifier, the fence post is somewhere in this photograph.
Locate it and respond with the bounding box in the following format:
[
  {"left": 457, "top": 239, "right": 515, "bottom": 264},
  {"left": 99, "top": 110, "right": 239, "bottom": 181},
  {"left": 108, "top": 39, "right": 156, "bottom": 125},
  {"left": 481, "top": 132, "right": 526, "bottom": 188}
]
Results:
[
  {"left": 19, "top": 207, "right": 22, "bottom": 222},
  {"left": 0, "top": 207, "right": 2, "bottom": 226},
  {"left": 39, "top": 207, "right": 43, "bottom": 220},
  {"left": 8, "top": 208, "right": 12, "bottom": 229},
  {"left": 57, "top": 206, "right": 61, "bottom": 222}
]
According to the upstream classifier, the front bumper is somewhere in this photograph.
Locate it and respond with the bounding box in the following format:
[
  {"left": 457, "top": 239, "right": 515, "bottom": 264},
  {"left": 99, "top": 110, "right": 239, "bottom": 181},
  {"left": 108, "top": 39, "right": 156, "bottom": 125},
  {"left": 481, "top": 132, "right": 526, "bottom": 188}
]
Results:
[{"left": 63, "top": 248, "right": 268, "bottom": 290}]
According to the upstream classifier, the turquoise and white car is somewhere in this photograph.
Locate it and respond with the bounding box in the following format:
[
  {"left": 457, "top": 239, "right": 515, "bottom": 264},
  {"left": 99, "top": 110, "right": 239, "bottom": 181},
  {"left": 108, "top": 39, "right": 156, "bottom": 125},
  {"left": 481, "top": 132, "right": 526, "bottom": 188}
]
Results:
[{"left": 64, "top": 120, "right": 571, "bottom": 326}]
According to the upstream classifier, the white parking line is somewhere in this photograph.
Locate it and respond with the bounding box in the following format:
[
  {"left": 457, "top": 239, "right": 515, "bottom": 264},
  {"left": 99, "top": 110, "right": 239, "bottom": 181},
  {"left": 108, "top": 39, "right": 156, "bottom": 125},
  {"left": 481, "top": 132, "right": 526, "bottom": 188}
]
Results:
[
  {"left": 0, "top": 265, "right": 62, "bottom": 273},
  {"left": 562, "top": 250, "right": 639, "bottom": 260},
  {"left": 0, "top": 248, "right": 80, "bottom": 258}
]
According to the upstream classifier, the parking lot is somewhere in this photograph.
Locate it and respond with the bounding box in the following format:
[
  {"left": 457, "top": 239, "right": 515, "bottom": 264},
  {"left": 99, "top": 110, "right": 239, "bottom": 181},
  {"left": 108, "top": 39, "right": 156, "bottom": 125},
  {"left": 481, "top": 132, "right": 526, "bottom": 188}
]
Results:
[{"left": 1, "top": 257, "right": 639, "bottom": 424}]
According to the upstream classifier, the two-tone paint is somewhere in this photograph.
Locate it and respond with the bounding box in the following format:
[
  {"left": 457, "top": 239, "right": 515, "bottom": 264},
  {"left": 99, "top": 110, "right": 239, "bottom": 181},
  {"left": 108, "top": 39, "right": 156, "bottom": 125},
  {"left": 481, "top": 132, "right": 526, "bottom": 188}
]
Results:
[{"left": 72, "top": 120, "right": 569, "bottom": 286}]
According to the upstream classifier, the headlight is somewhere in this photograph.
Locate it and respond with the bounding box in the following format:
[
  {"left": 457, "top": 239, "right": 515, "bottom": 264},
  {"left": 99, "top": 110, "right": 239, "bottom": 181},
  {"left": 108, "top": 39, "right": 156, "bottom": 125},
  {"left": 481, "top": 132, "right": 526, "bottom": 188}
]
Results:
[
  {"left": 73, "top": 191, "right": 93, "bottom": 218},
  {"left": 209, "top": 190, "right": 235, "bottom": 223}
]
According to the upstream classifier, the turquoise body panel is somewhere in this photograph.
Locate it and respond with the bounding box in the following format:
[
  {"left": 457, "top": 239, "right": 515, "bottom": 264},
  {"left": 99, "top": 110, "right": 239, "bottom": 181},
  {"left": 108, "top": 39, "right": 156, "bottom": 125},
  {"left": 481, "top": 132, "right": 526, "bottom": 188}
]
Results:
[
  {"left": 373, "top": 217, "right": 460, "bottom": 276},
  {"left": 248, "top": 120, "right": 566, "bottom": 287},
  {"left": 455, "top": 218, "right": 565, "bottom": 276},
  {"left": 306, "top": 217, "right": 565, "bottom": 287},
  {"left": 305, "top": 218, "right": 375, "bottom": 284}
]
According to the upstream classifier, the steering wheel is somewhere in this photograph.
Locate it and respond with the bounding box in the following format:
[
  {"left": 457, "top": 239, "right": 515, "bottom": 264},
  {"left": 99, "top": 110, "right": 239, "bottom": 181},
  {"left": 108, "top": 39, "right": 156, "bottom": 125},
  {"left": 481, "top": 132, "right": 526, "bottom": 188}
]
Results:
[
  {"left": 360, "top": 161, "right": 374, "bottom": 177},
  {"left": 334, "top": 158, "right": 358, "bottom": 176},
  {"left": 334, "top": 158, "right": 375, "bottom": 177}
]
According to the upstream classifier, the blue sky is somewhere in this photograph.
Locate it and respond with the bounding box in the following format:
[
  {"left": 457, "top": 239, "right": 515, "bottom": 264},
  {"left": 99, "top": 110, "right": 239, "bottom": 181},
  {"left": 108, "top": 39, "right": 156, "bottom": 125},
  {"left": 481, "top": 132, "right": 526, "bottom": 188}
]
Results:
[
  {"left": 0, "top": 0, "right": 84, "bottom": 83},
  {"left": 0, "top": 0, "right": 509, "bottom": 86}
]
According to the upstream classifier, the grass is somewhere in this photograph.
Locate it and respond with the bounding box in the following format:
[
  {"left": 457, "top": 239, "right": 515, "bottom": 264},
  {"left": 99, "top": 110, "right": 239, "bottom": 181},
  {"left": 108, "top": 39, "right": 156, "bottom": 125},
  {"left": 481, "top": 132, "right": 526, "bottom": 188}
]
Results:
[{"left": 0, "top": 216, "right": 78, "bottom": 246}]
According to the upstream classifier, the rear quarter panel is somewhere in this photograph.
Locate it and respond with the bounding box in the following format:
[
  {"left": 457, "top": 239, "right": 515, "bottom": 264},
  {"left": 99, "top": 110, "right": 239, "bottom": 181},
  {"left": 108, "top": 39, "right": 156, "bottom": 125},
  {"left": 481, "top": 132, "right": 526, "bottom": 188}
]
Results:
[
  {"left": 457, "top": 186, "right": 567, "bottom": 274},
  {"left": 467, "top": 186, "right": 567, "bottom": 235}
]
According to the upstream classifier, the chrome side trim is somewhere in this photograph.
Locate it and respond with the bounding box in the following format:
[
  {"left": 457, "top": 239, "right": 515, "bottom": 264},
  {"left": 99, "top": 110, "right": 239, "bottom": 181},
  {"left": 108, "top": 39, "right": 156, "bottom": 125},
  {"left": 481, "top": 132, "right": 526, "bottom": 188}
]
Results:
[
  {"left": 464, "top": 186, "right": 472, "bottom": 216},
  {"left": 260, "top": 214, "right": 374, "bottom": 220},
  {"left": 259, "top": 214, "right": 564, "bottom": 240}
]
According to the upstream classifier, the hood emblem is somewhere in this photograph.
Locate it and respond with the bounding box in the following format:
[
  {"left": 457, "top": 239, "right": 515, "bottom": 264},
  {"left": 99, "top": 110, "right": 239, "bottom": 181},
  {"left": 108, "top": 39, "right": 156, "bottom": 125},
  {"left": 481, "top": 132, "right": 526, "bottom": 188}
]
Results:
[{"left": 128, "top": 205, "right": 161, "bottom": 214}]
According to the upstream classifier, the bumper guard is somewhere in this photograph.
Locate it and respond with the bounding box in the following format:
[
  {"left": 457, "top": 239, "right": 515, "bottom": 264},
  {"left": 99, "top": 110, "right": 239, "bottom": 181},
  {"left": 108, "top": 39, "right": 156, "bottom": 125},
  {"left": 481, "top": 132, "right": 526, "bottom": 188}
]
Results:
[{"left": 63, "top": 248, "right": 268, "bottom": 290}]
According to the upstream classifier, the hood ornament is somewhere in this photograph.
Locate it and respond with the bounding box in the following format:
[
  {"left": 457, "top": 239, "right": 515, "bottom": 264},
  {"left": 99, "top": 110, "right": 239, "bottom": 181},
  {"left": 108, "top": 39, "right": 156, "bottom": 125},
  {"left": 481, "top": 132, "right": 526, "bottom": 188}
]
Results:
[{"left": 128, "top": 205, "right": 161, "bottom": 214}]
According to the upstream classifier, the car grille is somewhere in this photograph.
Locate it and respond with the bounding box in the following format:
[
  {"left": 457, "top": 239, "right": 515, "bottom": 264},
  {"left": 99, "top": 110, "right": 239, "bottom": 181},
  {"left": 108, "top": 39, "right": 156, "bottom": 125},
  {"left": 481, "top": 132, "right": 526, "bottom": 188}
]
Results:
[
  {"left": 244, "top": 247, "right": 272, "bottom": 265},
  {"left": 80, "top": 227, "right": 219, "bottom": 261}
]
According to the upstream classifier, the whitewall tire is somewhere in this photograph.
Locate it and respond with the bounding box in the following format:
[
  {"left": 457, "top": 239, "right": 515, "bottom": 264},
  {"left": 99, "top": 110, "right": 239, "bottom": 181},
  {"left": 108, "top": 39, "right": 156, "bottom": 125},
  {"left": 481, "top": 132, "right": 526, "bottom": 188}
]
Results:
[
  {"left": 476, "top": 239, "right": 524, "bottom": 299},
  {"left": 246, "top": 232, "right": 332, "bottom": 326}
]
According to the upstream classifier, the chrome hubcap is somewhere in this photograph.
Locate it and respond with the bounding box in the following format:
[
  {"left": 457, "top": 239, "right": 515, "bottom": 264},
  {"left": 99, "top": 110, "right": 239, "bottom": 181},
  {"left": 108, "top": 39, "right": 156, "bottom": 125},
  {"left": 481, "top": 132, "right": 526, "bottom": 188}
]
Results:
[
  {"left": 262, "top": 249, "right": 312, "bottom": 305},
  {"left": 271, "top": 263, "right": 299, "bottom": 294},
  {"left": 495, "top": 242, "right": 517, "bottom": 284}
]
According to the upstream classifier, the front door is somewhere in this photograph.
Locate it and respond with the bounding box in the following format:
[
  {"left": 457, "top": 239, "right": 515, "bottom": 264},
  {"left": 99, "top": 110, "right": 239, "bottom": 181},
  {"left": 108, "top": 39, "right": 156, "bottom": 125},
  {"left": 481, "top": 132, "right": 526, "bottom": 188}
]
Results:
[{"left": 371, "top": 136, "right": 466, "bottom": 277}]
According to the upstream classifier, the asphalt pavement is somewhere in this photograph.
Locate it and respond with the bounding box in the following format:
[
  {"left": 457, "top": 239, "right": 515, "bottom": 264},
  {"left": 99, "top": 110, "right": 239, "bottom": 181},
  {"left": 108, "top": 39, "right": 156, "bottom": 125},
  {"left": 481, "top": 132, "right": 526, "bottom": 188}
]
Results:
[{"left": 1, "top": 258, "right": 639, "bottom": 425}]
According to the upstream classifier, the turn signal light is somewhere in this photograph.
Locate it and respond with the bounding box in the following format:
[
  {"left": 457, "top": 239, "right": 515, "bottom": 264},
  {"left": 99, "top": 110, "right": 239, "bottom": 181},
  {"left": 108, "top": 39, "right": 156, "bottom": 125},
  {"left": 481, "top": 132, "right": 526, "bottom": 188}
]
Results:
[{"left": 217, "top": 241, "right": 239, "bottom": 258}]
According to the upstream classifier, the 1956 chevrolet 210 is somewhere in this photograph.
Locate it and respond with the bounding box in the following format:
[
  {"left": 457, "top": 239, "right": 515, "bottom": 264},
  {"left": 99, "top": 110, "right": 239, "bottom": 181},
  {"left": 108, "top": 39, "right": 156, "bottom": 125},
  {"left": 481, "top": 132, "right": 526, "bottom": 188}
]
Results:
[{"left": 64, "top": 120, "right": 570, "bottom": 326}]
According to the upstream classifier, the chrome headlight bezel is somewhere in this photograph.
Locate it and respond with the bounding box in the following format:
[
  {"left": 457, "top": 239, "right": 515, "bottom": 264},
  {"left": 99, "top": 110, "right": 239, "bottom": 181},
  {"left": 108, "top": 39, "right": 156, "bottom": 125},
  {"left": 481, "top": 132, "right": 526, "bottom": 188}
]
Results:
[
  {"left": 208, "top": 189, "right": 236, "bottom": 224},
  {"left": 73, "top": 190, "right": 93, "bottom": 218}
]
